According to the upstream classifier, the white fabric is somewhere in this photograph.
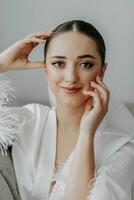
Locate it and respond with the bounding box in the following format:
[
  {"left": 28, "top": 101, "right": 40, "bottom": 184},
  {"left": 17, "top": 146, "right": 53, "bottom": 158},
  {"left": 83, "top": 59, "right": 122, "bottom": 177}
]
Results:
[
  {"left": 10, "top": 94, "right": 134, "bottom": 200},
  {"left": 1, "top": 74, "right": 134, "bottom": 200}
]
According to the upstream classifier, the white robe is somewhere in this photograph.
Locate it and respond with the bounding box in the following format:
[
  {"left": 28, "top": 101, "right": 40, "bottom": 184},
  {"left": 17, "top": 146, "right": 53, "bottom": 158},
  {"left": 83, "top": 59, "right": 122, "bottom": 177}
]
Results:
[{"left": 0, "top": 73, "right": 134, "bottom": 200}]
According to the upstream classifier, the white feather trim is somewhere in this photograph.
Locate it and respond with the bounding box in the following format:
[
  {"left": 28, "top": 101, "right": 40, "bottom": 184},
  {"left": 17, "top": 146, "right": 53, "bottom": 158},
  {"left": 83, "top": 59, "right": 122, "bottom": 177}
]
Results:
[
  {"left": 0, "top": 73, "right": 25, "bottom": 156},
  {"left": 0, "top": 73, "right": 16, "bottom": 106}
]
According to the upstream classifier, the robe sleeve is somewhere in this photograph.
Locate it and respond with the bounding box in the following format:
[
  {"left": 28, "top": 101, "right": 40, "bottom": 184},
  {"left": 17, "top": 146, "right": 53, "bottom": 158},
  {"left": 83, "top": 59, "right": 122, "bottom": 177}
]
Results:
[{"left": 86, "top": 138, "right": 134, "bottom": 200}]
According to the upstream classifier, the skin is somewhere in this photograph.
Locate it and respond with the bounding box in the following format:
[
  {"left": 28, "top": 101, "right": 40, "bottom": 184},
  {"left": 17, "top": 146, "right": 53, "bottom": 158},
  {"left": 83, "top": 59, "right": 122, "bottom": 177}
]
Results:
[
  {"left": 44, "top": 31, "right": 110, "bottom": 200},
  {"left": 0, "top": 29, "right": 109, "bottom": 200},
  {"left": 0, "top": 30, "right": 53, "bottom": 72},
  {"left": 44, "top": 31, "right": 107, "bottom": 137}
]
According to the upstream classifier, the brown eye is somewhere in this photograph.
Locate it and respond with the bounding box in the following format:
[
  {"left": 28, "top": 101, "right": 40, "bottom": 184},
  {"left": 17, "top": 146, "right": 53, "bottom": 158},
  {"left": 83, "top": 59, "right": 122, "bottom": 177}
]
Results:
[
  {"left": 80, "top": 62, "right": 94, "bottom": 69},
  {"left": 52, "top": 62, "right": 64, "bottom": 68}
]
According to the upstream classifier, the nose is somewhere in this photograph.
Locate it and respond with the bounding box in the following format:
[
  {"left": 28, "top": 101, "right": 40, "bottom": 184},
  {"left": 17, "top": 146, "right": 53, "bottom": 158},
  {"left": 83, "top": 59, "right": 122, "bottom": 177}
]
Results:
[{"left": 64, "top": 66, "right": 79, "bottom": 84}]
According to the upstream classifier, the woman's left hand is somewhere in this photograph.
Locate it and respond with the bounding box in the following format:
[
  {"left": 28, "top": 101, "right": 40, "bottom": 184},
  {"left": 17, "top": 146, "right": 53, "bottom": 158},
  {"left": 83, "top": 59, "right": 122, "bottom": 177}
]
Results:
[{"left": 80, "top": 75, "right": 110, "bottom": 137}]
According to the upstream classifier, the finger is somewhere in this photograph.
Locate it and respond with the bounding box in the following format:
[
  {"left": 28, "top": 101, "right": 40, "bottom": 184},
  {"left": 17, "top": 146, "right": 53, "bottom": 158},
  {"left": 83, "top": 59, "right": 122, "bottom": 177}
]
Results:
[
  {"left": 34, "top": 28, "right": 54, "bottom": 35},
  {"left": 26, "top": 37, "right": 46, "bottom": 44},
  {"left": 26, "top": 62, "right": 45, "bottom": 69},
  {"left": 90, "top": 81, "right": 106, "bottom": 94},
  {"left": 36, "top": 29, "right": 54, "bottom": 38},
  {"left": 96, "top": 76, "right": 109, "bottom": 91},
  {"left": 92, "top": 89, "right": 101, "bottom": 107},
  {"left": 90, "top": 81, "right": 109, "bottom": 101},
  {"left": 82, "top": 90, "right": 101, "bottom": 107},
  {"left": 91, "top": 82, "right": 110, "bottom": 110},
  {"left": 27, "top": 30, "right": 53, "bottom": 39},
  {"left": 84, "top": 96, "right": 93, "bottom": 111},
  {"left": 82, "top": 91, "right": 94, "bottom": 111}
]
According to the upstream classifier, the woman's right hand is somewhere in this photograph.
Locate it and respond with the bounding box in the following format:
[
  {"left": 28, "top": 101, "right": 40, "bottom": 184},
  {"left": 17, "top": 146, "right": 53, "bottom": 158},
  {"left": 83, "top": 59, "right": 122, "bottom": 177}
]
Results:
[{"left": 0, "top": 30, "right": 53, "bottom": 72}]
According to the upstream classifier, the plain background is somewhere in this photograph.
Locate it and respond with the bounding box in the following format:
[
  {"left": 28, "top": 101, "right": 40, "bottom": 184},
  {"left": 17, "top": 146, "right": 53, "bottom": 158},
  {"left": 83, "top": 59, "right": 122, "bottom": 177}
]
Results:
[{"left": 0, "top": 0, "right": 134, "bottom": 198}]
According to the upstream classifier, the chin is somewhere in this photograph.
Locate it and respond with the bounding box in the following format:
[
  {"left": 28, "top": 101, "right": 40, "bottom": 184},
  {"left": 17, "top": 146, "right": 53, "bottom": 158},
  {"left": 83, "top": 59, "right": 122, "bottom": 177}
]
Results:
[
  {"left": 56, "top": 95, "right": 87, "bottom": 108},
  {"left": 51, "top": 86, "right": 88, "bottom": 107}
]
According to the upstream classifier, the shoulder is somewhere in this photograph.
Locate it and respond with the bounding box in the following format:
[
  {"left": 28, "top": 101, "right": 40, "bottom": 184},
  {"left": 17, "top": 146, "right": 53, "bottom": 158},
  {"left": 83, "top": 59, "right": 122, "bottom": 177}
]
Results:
[
  {"left": 22, "top": 103, "right": 51, "bottom": 126},
  {"left": 8, "top": 103, "right": 51, "bottom": 121},
  {"left": 21, "top": 103, "right": 50, "bottom": 117},
  {"left": 22, "top": 102, "right": 50, "bottom": 111},
  {"left": 0, "top": 103, "right": 51, "bottom": 155}
]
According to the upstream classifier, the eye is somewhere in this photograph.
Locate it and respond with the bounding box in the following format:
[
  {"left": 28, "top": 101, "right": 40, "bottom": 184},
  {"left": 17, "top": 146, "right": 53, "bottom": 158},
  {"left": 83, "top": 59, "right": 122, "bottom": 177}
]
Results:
[
  {"left": 80, "top": 62, "right": 94, "bottom": 69},
  {"left": 51, "top": 61, "right": 64, "bottom": 68}
]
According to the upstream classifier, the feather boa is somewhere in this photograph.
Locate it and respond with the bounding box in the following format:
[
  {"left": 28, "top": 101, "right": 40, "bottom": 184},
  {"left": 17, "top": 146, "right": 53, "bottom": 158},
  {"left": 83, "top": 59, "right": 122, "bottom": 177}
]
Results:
[{"left": 0, "top": 73, "right": 25, "bottom": 156}]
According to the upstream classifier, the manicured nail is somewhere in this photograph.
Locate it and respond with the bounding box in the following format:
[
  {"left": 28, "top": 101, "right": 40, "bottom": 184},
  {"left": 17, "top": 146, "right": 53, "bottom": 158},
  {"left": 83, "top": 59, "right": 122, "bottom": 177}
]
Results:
[
  {"left": 82, "top": 90, "right": 89, "bottom": 93},
  {"left": 97, "top": 76, "right": 101, "bottom": 80},
  {"left": 82, "top": 90, "right": 87, "bottom": 93}
]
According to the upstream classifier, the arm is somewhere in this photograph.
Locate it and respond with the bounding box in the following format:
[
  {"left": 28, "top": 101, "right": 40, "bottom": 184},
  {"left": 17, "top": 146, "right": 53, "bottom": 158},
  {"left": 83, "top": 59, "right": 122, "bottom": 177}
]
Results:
[
  {"left": 64, "top": 76, "right": 109, "bottom": 200},
  {"left": 64, "top": 132, "right": 95, "bottom": 200},
  {"left": 0, "top": 30, "right": 53, "bottom": 73},
  {"left": 64, "top": 136, "right": 134, "bottom": 200},
  {"left": 0, "top": 30, "right": 53, "bottom": 154}
]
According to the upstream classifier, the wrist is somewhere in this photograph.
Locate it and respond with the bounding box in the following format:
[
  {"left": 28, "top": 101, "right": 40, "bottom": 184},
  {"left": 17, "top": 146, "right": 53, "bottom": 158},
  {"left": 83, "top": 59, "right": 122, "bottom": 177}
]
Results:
[
  {"left": 80, "top": 127, "right": 95, "bottom": 138},
  {"left": 79, "top": 129, "right": 95, "bottom": 142},
  {"left": 75, "top": 130, "right": 94, "bottom": 154}
]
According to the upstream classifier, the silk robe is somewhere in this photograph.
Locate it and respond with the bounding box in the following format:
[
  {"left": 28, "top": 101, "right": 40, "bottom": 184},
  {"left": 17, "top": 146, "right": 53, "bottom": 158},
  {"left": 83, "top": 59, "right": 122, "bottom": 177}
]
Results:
[{"left": 0, "top": 73, "right": 134, "bottom": 200}]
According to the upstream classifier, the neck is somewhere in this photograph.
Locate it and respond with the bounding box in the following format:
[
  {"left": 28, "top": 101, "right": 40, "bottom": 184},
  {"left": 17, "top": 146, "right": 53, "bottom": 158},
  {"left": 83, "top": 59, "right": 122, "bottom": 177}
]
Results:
[{"left": 55, "top": 102, "right": 86, "bottom": 135}]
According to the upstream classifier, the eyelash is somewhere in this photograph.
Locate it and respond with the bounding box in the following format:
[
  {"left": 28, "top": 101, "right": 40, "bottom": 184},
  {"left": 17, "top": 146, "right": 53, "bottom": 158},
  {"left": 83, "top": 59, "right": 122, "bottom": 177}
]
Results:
[{"left": 51, "top": 61, "right": 94, "bottom": 69}]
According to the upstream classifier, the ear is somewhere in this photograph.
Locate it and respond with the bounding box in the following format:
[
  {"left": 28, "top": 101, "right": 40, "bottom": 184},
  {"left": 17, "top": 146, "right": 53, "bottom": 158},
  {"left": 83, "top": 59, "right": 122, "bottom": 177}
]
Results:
[{"left": 100, "top": 63, "right": 107, "bottom": 80}]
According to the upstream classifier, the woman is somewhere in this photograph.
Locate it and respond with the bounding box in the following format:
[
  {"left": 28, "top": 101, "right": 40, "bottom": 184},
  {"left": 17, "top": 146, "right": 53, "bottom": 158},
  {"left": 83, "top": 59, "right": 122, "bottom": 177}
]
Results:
[{"left": 0, "top": 20, "right": 134, "bottom": 200}]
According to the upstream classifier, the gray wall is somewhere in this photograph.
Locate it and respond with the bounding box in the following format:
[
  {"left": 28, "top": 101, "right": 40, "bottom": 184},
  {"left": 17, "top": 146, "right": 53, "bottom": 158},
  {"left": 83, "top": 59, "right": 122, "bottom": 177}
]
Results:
[
  {"left": 0, "top": 0, "right": 134, "bottom": 107},
  {"left": 0, "top": 0, "right": 134, "bottom": 198}
]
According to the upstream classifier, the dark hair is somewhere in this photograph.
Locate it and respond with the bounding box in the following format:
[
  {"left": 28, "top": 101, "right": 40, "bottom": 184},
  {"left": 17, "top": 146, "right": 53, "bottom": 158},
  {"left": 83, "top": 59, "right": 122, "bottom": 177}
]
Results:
[{"left": 44, "top": 20, "right": 106, "bottom": 65}]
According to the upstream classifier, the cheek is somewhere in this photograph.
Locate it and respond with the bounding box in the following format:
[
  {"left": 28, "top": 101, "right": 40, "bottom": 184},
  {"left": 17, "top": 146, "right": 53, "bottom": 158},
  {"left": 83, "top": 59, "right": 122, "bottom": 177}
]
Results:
[
  {"left": 45, "top": 67, "right": 61, "bottom": 83},
  {"left": 45, "top": 69, "right": 63, "bottom": 95},
  {"left": 82, "top": 68, "right": 101, "bottom": 90}
]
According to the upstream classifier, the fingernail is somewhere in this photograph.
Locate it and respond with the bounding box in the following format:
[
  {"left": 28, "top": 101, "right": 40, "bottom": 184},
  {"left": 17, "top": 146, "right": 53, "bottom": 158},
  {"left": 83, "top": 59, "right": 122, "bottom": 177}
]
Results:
[
  {"left": 82, "top": 90, "right": 89, "bottom": 93},
  {"left": 82, "top": 90, "right": 86, "bottom": 93},
  {"left": 97, "top": 76, "right": 101, "bottom": 80}
]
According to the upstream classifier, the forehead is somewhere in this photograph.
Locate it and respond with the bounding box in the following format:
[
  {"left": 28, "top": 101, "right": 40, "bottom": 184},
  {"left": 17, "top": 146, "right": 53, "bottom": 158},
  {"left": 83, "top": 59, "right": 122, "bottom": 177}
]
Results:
[{"left": 46, "top": 31, "right": 99, "bottom": 59}]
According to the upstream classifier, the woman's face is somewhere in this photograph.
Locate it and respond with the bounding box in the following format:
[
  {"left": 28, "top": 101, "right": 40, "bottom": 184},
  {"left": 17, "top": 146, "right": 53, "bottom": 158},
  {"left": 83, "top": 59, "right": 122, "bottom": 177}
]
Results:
[{"left": 44, "top": 31, "right": 107, "bottom": 107}]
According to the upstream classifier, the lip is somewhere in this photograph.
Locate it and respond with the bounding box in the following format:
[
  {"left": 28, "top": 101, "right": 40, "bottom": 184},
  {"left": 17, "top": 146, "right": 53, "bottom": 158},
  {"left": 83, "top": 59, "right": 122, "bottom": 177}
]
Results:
[
  {"left": 61, "top": 86, "right": 82, "bottom": 90},
  {"left": 61, "top": 86, "right": 82, "bottom": 93}
]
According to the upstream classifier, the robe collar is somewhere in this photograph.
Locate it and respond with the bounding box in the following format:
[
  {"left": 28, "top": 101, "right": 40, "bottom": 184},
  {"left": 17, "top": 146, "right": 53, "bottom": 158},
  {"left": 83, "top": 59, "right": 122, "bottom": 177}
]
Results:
[
  {"left": 43, "top": 102, "right": 134, "bottom": 198},
  {"left": 49, "top": 92, "right": 134, "bottom": 169}
]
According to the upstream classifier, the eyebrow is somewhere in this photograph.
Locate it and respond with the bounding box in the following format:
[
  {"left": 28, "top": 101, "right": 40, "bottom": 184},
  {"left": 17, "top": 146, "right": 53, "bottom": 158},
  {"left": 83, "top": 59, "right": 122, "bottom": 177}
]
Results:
[{"left": 50, "top": 54, "right": 96, "bottom": 59}]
